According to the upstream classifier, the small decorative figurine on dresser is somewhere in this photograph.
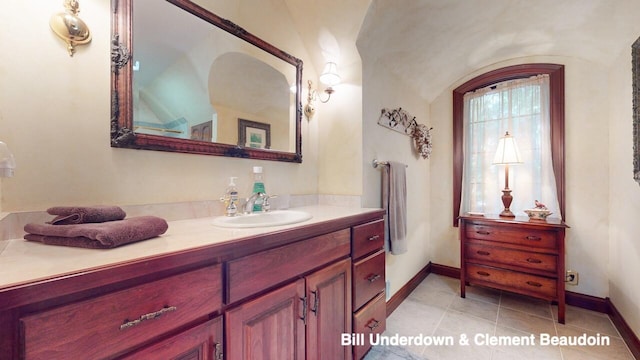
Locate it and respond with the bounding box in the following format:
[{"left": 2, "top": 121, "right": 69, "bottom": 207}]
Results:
[{"left": 524, "top": 200, "right": 553, "bottom": 221}]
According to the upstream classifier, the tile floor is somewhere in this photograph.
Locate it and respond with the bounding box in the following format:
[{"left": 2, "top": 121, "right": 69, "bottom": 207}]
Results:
[{"left": 365, "top": 274, "right": 635, "bottom": 360}]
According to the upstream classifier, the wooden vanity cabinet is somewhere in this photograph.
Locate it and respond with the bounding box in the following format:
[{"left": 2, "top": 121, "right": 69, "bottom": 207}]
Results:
[
  {"left": 351, "top": 219, "right": 386, "bottom": 359},
  {"left": 226, "top": 258, "right": 352, "bottom": 360},
  {"left": 0, "top": 209, "right": 386, "bottom": 360},
  {"left": 120, "top": 316, "right": 223, "bottom": 360},
  {"left": 459, "top": 215, "right": 568, "bottom": 323}
]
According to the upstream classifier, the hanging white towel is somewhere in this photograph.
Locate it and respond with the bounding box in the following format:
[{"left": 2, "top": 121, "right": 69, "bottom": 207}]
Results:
[{"left": 382, "top": 161, "right": 407, "bottom": 255}]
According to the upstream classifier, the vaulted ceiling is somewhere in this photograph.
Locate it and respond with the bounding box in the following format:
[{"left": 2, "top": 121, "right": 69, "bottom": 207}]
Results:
[{"left": 288, "top": 0, "right": 640, "bottom": 102}]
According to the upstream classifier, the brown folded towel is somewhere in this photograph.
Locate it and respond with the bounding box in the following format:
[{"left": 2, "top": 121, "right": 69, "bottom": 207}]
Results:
[
  {"left": 24, "top": 216, "right": 168, "bottom": 249},
  {"left": 46, "top": 206, "right": 127, "bottom": 225}
]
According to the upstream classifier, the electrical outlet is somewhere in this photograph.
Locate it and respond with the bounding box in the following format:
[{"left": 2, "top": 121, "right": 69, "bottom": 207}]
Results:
[{"left": 565, "top": 270, "right": 579, "bottom": 285}]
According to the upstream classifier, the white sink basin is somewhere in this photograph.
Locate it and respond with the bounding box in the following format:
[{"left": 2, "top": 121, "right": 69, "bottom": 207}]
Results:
[{"left": 212, "top": 210, "right": 312, "bottom": 228}]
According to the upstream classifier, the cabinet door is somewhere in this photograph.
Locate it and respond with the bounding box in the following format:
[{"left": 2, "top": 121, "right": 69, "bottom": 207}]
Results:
[
  {"left": 226, "top": 279, "right": 306, "bottom": 360},
  {"left": 121, "top": 316, "right": 223, "bottom": 360},
  {"left": 306, "top": 258, "right": 352, "bottom": 360}
]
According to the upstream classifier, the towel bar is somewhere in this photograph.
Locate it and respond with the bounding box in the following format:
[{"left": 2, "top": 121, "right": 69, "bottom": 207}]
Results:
[{"left": 372, "top": 159, "right": 407, "bottom": 168}]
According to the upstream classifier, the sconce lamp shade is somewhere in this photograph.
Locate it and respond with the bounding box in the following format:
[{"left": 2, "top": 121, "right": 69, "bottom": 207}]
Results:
[
  {"left": 492, "top": 131, "right": 523, "bottom": 165},
  {"left": 0, "top": 141, "right": 16, "bottom": 178},
  {"left": 319, "top": 62, "right": 341, "bottom": 87}
]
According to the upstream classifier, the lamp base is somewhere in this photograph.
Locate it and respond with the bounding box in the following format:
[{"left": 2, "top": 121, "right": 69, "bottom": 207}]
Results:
[{"left": 499, "top": 189, "right": 515, "bottom": 218}]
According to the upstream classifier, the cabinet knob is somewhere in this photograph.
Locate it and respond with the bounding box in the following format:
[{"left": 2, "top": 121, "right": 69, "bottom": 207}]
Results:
[
  {"left": 526, "top": 258, "right": 542, "bottom": 264},
  {"left": 119, "top": 305, "right": 177, "bottom": 330},
  {"left": 526, "top": 281, "right": 543, "bottom": 288},
  {"left": 525, "top": 235, "right": 542, "bottom": 241},
  {"left": 476, "top": 271, "right": 490, "bottom": 277},
  {"left": 476, "top": 250, "right": 491, "bottom": 256},
  {"left": 476, "top": 230, "right": 491, "bottom": 235},
  {"left": 368, "top": 235, "right": 380, "bottom": 241}
]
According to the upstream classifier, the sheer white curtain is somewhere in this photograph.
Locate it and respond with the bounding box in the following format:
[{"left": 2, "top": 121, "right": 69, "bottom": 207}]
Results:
[{"left": 460, "top": 74, "right": 561, "bottom": 218}]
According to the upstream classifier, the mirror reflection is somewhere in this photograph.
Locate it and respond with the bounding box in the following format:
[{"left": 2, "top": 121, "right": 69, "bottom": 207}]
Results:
[
  {"left": 132, "top": 0, "right": 294, "bottom": 151},
  {"left": 111, "top": 0, "right": 302, "bottom": 162}
]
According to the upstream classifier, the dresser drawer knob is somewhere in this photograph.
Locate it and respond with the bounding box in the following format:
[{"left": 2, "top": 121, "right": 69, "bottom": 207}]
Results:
[
  {"left": 368, "top": 235, "right": 380, "bottom": 241},
  {"left": 525, "top": 235, "right": 542, "bottom": 241},
  {"left": 526, "top": 281, "right": 543, "bottom": 288},
  {"left": 366, "top": 319, "right": 380, "bottom": 331},
  {"left": 367, "top": 274, "right": 381, "bottom": 282},
  {"left": 526, "top": 258, "right": 542, "bottom": 264},
  {"left": 476, "top": 230, "right": 491, "bottom": 235},
  {"left": 120, "top": 305, "right": 177, "bottom": 330},
  {"left": 476, "top": 250, "right": 491, "bottom": 256},
  {"left": 476, "top": 271, "right": 490, "bottom": 277}
]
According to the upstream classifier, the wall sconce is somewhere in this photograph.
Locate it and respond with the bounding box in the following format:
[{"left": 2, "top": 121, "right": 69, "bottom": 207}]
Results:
[
  {"left": 50, "top": 0, "right": 92, "bottom": 56},
  {"left": 304, "top": 62, "right": 341, "bottom": 120},
  {"left": 492, "top": 131, "right": 522, "bottom": 217},
  {"left": 0, "top": 141, "right": 16, "bottom": 178}
]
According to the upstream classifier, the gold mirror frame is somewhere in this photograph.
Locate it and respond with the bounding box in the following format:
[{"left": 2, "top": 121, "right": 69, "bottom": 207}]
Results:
[
  {"left": 110, "top": 0, "right": 303, "bottom": 162},
  {"left": 633, "top": 36, "right": 640, "bottom": 184}
]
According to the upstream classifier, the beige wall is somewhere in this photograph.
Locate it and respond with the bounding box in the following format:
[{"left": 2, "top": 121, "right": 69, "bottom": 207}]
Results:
[
  {"left": 361, "top": 59, "right": 431, "bottom": 297},
  {"left": 0, "top": 1, "right": 320, "bottom": 212},
  {"left": 608, "top": 48, "right": 640, "bottom": 340}
]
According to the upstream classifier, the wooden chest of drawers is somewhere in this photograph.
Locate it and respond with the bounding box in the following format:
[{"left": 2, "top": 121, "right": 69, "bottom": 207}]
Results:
[{"left": 459, "top": 215, "right": 568, "bottom": 323}]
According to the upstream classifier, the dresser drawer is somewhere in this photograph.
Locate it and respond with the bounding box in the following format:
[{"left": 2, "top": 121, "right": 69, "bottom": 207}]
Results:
[
  {"left": 21, "top": 264, "right": 223, "bottom": 360},
  {"left": 465, "top": 223, "right": 557, "bottom": 250},
  {"left": 353, "top": 250, "right": 385, "bottom": 310},
  {"left": 465, "top": 243, "right": 557, "bottom": 273},
  {"left": 353, "top": 292, "right": 386, "bottom": 360},
  {"left": 227, "top": 229, "right": 350, "bottom": 304},
  {"left": 466, "top": 264, "right": 557, "bottom": 299},
  {"left": 352, "top": 219, "right": 384, "bottom": 259}
]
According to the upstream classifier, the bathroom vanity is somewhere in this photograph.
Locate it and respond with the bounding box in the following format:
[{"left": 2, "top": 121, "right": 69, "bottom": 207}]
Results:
[{"left": 0, "top": 206, "right": 386, "bottom": 359}]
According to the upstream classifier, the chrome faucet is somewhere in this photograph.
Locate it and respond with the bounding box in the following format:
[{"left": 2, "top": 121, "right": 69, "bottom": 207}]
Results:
[
  {"left": 244, "top": 192, "right": 267, "bottom": 214},
  {"left": 244, "top": 192, "right": 277, "bottom": 213}
]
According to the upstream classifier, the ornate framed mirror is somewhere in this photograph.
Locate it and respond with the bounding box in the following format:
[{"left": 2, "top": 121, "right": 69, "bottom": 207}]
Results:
[
  {"left": 633, "top": 36, "right": 640, "bottom": 184},
  {"left": 111, "top": 0, "right": 303, "bottom": 162}
]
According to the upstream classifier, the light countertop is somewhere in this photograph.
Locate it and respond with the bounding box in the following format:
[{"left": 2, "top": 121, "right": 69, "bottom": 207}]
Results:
[{"left": 0, "top": 206, "right": 382, "bottom": 290}]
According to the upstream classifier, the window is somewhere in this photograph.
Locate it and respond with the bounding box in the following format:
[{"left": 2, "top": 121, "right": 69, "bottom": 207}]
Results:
[{"left": 452, "top": 64, "right": 565, "bottom": 226}]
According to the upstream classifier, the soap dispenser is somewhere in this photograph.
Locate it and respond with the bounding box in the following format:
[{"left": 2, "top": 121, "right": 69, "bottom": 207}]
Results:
[{"left": 224, "top": 176, "right": 239, "bottom": 216}]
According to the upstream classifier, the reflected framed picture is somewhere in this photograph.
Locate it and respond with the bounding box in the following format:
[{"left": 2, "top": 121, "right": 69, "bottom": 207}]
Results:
[{"left": 238, "top": 119, "right": 271, "bottom": 149}]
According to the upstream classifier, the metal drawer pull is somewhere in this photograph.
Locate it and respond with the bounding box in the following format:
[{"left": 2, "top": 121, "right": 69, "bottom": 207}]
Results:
[
  {"left": 367, "top": 274, "right": 381, "bottom": 282},
  {"left": 366, "top": 319, "right": 380, "bottom": 330},
  {"left": 526, "top": 281, "right": 543, "bottom": 287},
  {"left": 476, "top": 271, "right": 490, "bottom": 277},
  {"left": 476, "top": 230, "right": 491, "bottom": 235},
  {"left": 525, "top": 235, "right": 541, "bottom": 241},
  {"left": 476, "top": 250, "right": 490, "bottom": 256},
  {"left": 526, "top": 258, "right": 542, "bottom": 264},
  {"left": 368, "top": 235, "right": 380, "bottom": 241},
  {"left": 120, "top": 305, "right": 177, "bottom": 330}
]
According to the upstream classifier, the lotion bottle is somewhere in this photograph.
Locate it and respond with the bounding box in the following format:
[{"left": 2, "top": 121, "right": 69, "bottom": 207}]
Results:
[{"left": 224, "top": 176, "right": 239, "bottom": 216}]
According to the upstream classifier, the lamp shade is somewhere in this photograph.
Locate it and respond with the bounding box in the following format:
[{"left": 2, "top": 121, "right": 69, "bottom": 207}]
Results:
[
  {"left": 492, "top": 131, "right": 522, "bottom": 165},
  {"left": 319, "top": 62, "right": 341, "bottom": 87}
]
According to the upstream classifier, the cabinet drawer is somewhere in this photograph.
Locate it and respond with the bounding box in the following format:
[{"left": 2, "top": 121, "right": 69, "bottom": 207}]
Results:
[
  {"left": 466, "top": 264, "right": 557, "bottom": 299},
  {"left": 465, "top": 243, "right": 557, "bottom": 273},
  {"left": 352, "top": 219, "right": 384, "bottom": 259},
  {"left": 353, "top": 292, "right": 386, "bottom": 360},
  {"left": 227, "top": 229, "right": 350, "bottom": 304},
  {"left": 353, "top": 250, "right": 385, "bottom": 310},
  {"left": 466, "top": 223, "right": 557, "bottom": 250},
  {"left": 21, "top": 264, "right": 223, "bottom": 360}
]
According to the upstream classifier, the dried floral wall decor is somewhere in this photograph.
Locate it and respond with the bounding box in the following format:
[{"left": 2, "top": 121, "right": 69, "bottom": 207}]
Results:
[{"left": 377, "top": 107, "right": 433, "bottom": 159}]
